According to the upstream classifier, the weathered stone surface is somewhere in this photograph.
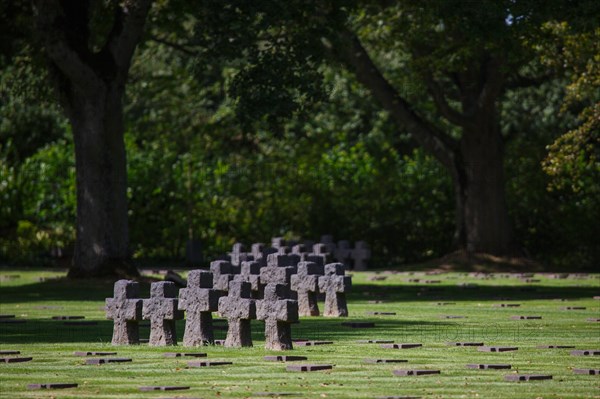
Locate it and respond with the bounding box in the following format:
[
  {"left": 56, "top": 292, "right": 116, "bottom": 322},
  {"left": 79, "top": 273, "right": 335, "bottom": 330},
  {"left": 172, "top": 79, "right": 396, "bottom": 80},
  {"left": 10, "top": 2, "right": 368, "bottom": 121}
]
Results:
[
  {"left": 257, "top": 284, "right": 298, "bottom": 350},
  {"left": 1, "top": 357, "right": 32, "bottom": 363},
  {"left": 163, "top": 352, "right": 206, "bottom": 357},
  {"left": 264, "top": 355, "right": 307, "bottom": 362},
  {"left": 294, "top": 341, "right": 333, "bottom": 346},
  {"left": 573, "top": 368, "right": 600, "bottom": 375},
  {"left": 27, "top": 383, "right": 78, "bottom": 389},
  {"left": 143, "top": 282, "right": 183, "bottom": 346},
  {"left": 504, "top": 374, "right": 552, "bottom": 381},
  {"left": 357, "top": 340, "right": 394, "bottom": 344},
  {"left": 85, "top": 358, "right": 132, "bottom": 365},
  {"left": 467, "top": 364, "right": 511, "bottom": 369},
  {"left": 478, "top": 346, "right": 518, "bottom": 352},
  {"left": 73, "top": 351, "right": 117, "bottom": 356},
  {"left": 286, "top": 364, "right": 333, "bottom": 372},
  {"left": 571, "top": 349, "right": 600, "bottom": 356},
  {"left": 290, "top": 262, "right": 323, "bottom": 316},
  {"left": 139, "top": 386, "right": 190, "bottom": 391},
  {"left": 218, "top": 280, "right": 256, "bottom": 347},
  {"left": 381, "top": 344, "right": 422, "bottom": 349},
  {"left": 318, "top": 263, "right": 351, "bottom": 317},
  {"left": 351, "top": 241, "right": 371, "bottom": 270},
  {"left": 187, "top": 361, "right": 233, "bottom": 367},
  {"left": 106, "top": 280, "right": 143, "bottom": 345},
  {"left": 393, "top": 369, "right": 440, "bottom": 376},
  {"left": 210, "top": 260, "right": 237, "bottom": 292},
  {"left": 364, "top": 359, "right": 407, "bottom": 363},
  {"left": 233, "top": 260, "right": 263, "bottom": 297},
  {"left": 178, "top": 270, "right": 220, "bottom": 346},
  {"left": 228, "top": 242, "right": 246, "bottom": 266},
  {"left": 271, "top": 237, "right": 285, "bottom": 249}
]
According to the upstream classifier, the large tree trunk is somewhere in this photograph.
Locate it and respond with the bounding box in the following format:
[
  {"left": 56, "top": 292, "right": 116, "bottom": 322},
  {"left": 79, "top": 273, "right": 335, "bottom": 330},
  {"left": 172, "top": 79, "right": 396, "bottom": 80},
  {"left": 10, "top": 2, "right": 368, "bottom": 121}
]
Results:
[
  {"left": 454, "top": 116, "right": 518, "bottom": 256},
  {"left": 67, "top": 83, "right": 137, "bottom": 278}
]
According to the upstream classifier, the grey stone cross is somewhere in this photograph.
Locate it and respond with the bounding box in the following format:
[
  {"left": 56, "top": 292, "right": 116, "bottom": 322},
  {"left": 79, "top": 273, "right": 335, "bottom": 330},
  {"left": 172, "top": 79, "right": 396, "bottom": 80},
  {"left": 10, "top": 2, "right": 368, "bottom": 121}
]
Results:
[
  {"left": 143, "top": 282, "right": 183, "bottom": 346},
  {"left": 257, "top": 284, "right": 298, "bottom": 350},
  {"left": 178, "top": 270, "right": 220, "bottom": 346},
  {"left": 218, "top": 280, "right": 256, "bottom": 347},
  {"left": 351, "top": 241, "right": 371, "bottom": 271},
  {"left": 318, "top": 263, "right": 351, "bottom": 317},
  {"left": 259, "top": 254, "right": 296, "bottom": 286},
  {"left": 233, "top": 260, "right": 263, "bottom": 298},
  {"left": 106, "top": 280, "right": 143, "bottom": 345},
  {"left": 290, "top": 262, "right": 323, "bottom": 316},
  {"left": 210, "top": 260, "right": 237, "bottom": 292}
]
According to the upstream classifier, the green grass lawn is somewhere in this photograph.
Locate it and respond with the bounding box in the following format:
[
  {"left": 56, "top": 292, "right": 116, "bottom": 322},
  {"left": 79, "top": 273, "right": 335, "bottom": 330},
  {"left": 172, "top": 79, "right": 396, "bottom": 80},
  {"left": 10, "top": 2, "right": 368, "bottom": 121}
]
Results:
[{"left": 1, "top": 269, "right": 599, "bottom": 398}]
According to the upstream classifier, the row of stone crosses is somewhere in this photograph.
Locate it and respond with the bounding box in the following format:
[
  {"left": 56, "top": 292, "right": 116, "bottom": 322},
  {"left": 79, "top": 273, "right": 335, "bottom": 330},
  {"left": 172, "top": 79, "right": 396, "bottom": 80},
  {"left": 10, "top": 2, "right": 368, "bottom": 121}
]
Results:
[
  {"left": 225, "top": 235, "right": 371, "bottom": 271},
  {"left": 106, "top": 253, "right": 352, "bottom": 351}
]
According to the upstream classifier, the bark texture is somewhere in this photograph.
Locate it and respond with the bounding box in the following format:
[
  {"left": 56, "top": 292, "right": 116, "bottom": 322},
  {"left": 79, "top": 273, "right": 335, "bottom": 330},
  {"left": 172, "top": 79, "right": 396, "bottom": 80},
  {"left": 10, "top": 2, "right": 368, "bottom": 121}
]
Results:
[{"left": 31, "top": 0, "right": 153, "bottom": 277}]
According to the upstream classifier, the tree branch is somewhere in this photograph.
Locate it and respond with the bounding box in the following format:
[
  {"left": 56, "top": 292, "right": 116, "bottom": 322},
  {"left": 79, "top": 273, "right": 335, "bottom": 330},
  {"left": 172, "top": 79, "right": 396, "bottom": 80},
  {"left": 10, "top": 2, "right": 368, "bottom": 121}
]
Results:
[
  {"left": 425, "top": 75, "right": 474, "bottom": 128},
  {"left": 31, "top": 0, "right": 100, "bottom": 89},
  {"left": 148, "top": 34, "right": 198, "bottom": 56},
  {"left": 335, "top": 30, "right": 458, "bottom": 169},
  {"left": 106, "top": 0, "right": 153, "bottom": 80}
]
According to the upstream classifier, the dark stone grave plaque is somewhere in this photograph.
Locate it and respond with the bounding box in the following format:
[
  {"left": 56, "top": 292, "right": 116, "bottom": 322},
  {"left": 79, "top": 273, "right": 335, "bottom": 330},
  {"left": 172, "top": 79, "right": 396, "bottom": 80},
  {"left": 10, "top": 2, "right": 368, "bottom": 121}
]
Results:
[
  {"left": 1, "top": 357, "right": 33, "bottom": 363},
  {"left": 573, "top": 368, "right": 599, "bottom": 375},
  {"left": 393, "top": 369, "right": 440, "bottom": 376},
  {"left": 467, "top": 364, "right": 511, "bottom": 369},
  {"left": 51, "top": 316, "right": 85, "bottom": 320},
  {"left": 368, "top": 300, "right": 386, "bottom": 304},
  {"left": 163, "top": 352, "right": 207, "bottom": 358},
  {"left": 357, "top": 340, "right": 394, "bottom": 344},
  {"left": 374, "top": 396, "right": 421, "bottom": 399},
  {"left": 294, "top": 341, "right": 333, "bottom": 346},
  {"left": 436, "top": 302, "right": 455, "bottom": 305},
  {"left": 286, "top": 364, "right": 333, "bottom": 372},
  {"left": 440, "top": 315, "right": 466, "bottom": 319},
  {"left": 188, "top": 361, "right": 233, "bottom": 367},
  {"left": 381, "top": 344, "right": 422, "bottom": 349},
  {"left": 510, "top": 316, "right": 542, "bottom": 320},
  {"left": 562, "top": 307, "right": 586, "bottom": 310},
  {"left": 447, "top": 342, "right": 484, "bottom": 346},
  {"left": 139, "top": 386, "right": 190, "bottom": 391},
  {"left": 0, "top": 350, "right": 20, "bottom": 355},
  {"left": 571, "top": 349, "right": 599, "bottom": 356},
  {"left": 587, "top": 318, "right": 600, "bottom": 322},
  {"left": 264, "top": 355, "right": 308, "bottom": 362},
  {"left": 85, "top": 358, "right": 132, "bottom": 365},
  {"left": 536, "top": 345, "right": 575, "bottom": 349},
  {"left": 493, "top": 304, "right": 520, "bottom": 307},
  {"left": 74, "top": 351, "right": 117, "bottom": 356},
  {"left": 364, "top": 359, "right": 407, "bottom": 363},
  {"left": 504, "top": 374, "right": 552, "bottom": 381},
  {"left": 478, "top": 346, "right": 518, "bottom": 352},
  {"left": 366, "top": 312, "right": 396, "bottom": 316},
  {"left": 27, "top": 383, "right": 78, "bottom": 389}
]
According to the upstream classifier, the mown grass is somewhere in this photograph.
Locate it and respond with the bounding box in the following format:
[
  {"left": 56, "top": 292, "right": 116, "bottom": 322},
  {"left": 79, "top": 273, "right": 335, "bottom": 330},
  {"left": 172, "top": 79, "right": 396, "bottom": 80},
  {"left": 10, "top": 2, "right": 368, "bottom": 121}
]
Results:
[{"left": 0, "top": 269, "right": 599, "bottom": 398}]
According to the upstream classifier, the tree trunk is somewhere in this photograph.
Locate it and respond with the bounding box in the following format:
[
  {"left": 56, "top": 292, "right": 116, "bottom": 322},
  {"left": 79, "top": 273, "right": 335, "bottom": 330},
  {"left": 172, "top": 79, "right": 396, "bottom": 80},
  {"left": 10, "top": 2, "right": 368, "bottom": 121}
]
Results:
[
  {"left": 67, "top": 83, "right": 137, "bottom": 278},
  {"left": 454, "top": 116, "right": 518, "bottom": 256}
]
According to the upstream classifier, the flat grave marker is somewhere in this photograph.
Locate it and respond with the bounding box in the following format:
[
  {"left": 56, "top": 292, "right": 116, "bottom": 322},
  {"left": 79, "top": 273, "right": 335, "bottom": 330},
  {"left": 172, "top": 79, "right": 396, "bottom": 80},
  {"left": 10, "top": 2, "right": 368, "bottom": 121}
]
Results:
[
  {"left": 562, "top": 306, "right": 586, "bottom": 310},
  {"left": 393, "top": 369, "right": 440, "bottom": 376},
  {"left": 85, "top": 358, "right": 132, "bottom": 365},
  {"left": 510, "top": 316, "right": 542, "bottom": 320},
  {"left": 0, "top": 350, "right": 20, "bottom": 355},
  {"left": 286, "top": 364, "right": 333, "bottom": 372},
  {"left": 294, "top": 341, "right": 333, "bottom": 346},
  {"left": 188, "top": 361, "right": 233, "bottom": 367},
  {"left": 264, "top": 355, "right": 308, "bottom": 362},
  {"left": 504, "top": 374, "right": 552, "bottom": 381},
  {"left": 478, "top": 346, "right": 518, "bottom": 352},
  {"left": 139, "top": 386, "right": 190, "bottom": 391},
  {"left": 536, "top": 345, "right": 575, "bottom": 349},
  {"left": 1, "top": 357, "right": 33, "bottom": 363},
  {"left": 381, "top": 343, "right": 422, "bottom": 349},
  {"left": 467, "top": 364, "right": 511, "bottom": 369},
  {"left": 573, "top": 368, "right": 599, "bottom": 375},
  {"left": 365, "top": 359, "right": 408, "bottom": 364},
  {"left": 357, "top": 340, "right": 394, "bottom": 344},
  {"left": 447, "top": 342, "right": 484, "bottom": 346},
  {"left": 27, "top": 383, "right": 78, "bottom": 389},
  {"left": 163, "top": 352, "right": 207, "bottom": 358},
  {"left": 493, "top": 304, "right": 520, "bottom": 307},
  {"left": 51, "top": 316, "right": 85, "bottom": 320},
  {"left": 73, "top": 351, "right": 117, "bottom": 356},
  {"left": 366, "top": 312, "right": 396, "bottom": 316},
  {"left": 571, "top": 349, "right": 600, "bottom": 356}
]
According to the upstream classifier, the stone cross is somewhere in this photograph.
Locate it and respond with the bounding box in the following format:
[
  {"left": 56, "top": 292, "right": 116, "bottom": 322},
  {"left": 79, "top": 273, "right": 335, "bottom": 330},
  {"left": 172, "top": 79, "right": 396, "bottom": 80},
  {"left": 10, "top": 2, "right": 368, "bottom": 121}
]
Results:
[
  {"left": 233, "top": 260, "right": 263, "bottom": 298},
  {"left": 311, "top": 243, "right": 331, "bottom": 264},
  {"left": 291, "top": 244, "right": 307, "bottom": 255},
  {"left": 106, "top": 280, "right": 143, "bottom": 345},
  {"left": 178, "top": 270, "right": 220, "bottom": 346},
  {"left": 290, "top": 262, "right": 323, "bottom": 316},
  {"left": 352, "top": 241, "right": 371, "bottom": 271},
  {"left": 320, "top": 235, "right": 337, "bottom": 254},
  {"left": 318, "top": 263, "right": 351, "bottom": 317},
  {"left": 142, "top": 282, "right": 183, "bottom": 346},
  {"left": 251, "top": 243, "right": 264, "bottom": 259},
  {"left": 210, "top": 260, "right": 237, "bottom": 292},
  {"left": 260, "top": 254, "right": 296, "bottom": 286},
  {"left": 334, "top": 240, "right": 352, "bottom": 264},
  {"left": 228, "top": 243, "right": 245, "bottom": 266},
  {"left": 271, "top": 237, "right": 285, "bottom": 249},
  {"left": 257, "top": 284, "right": 298, "bottom": 350},
  {"left": 218, "top": 280, "right": 256, "bottom": 347}
]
